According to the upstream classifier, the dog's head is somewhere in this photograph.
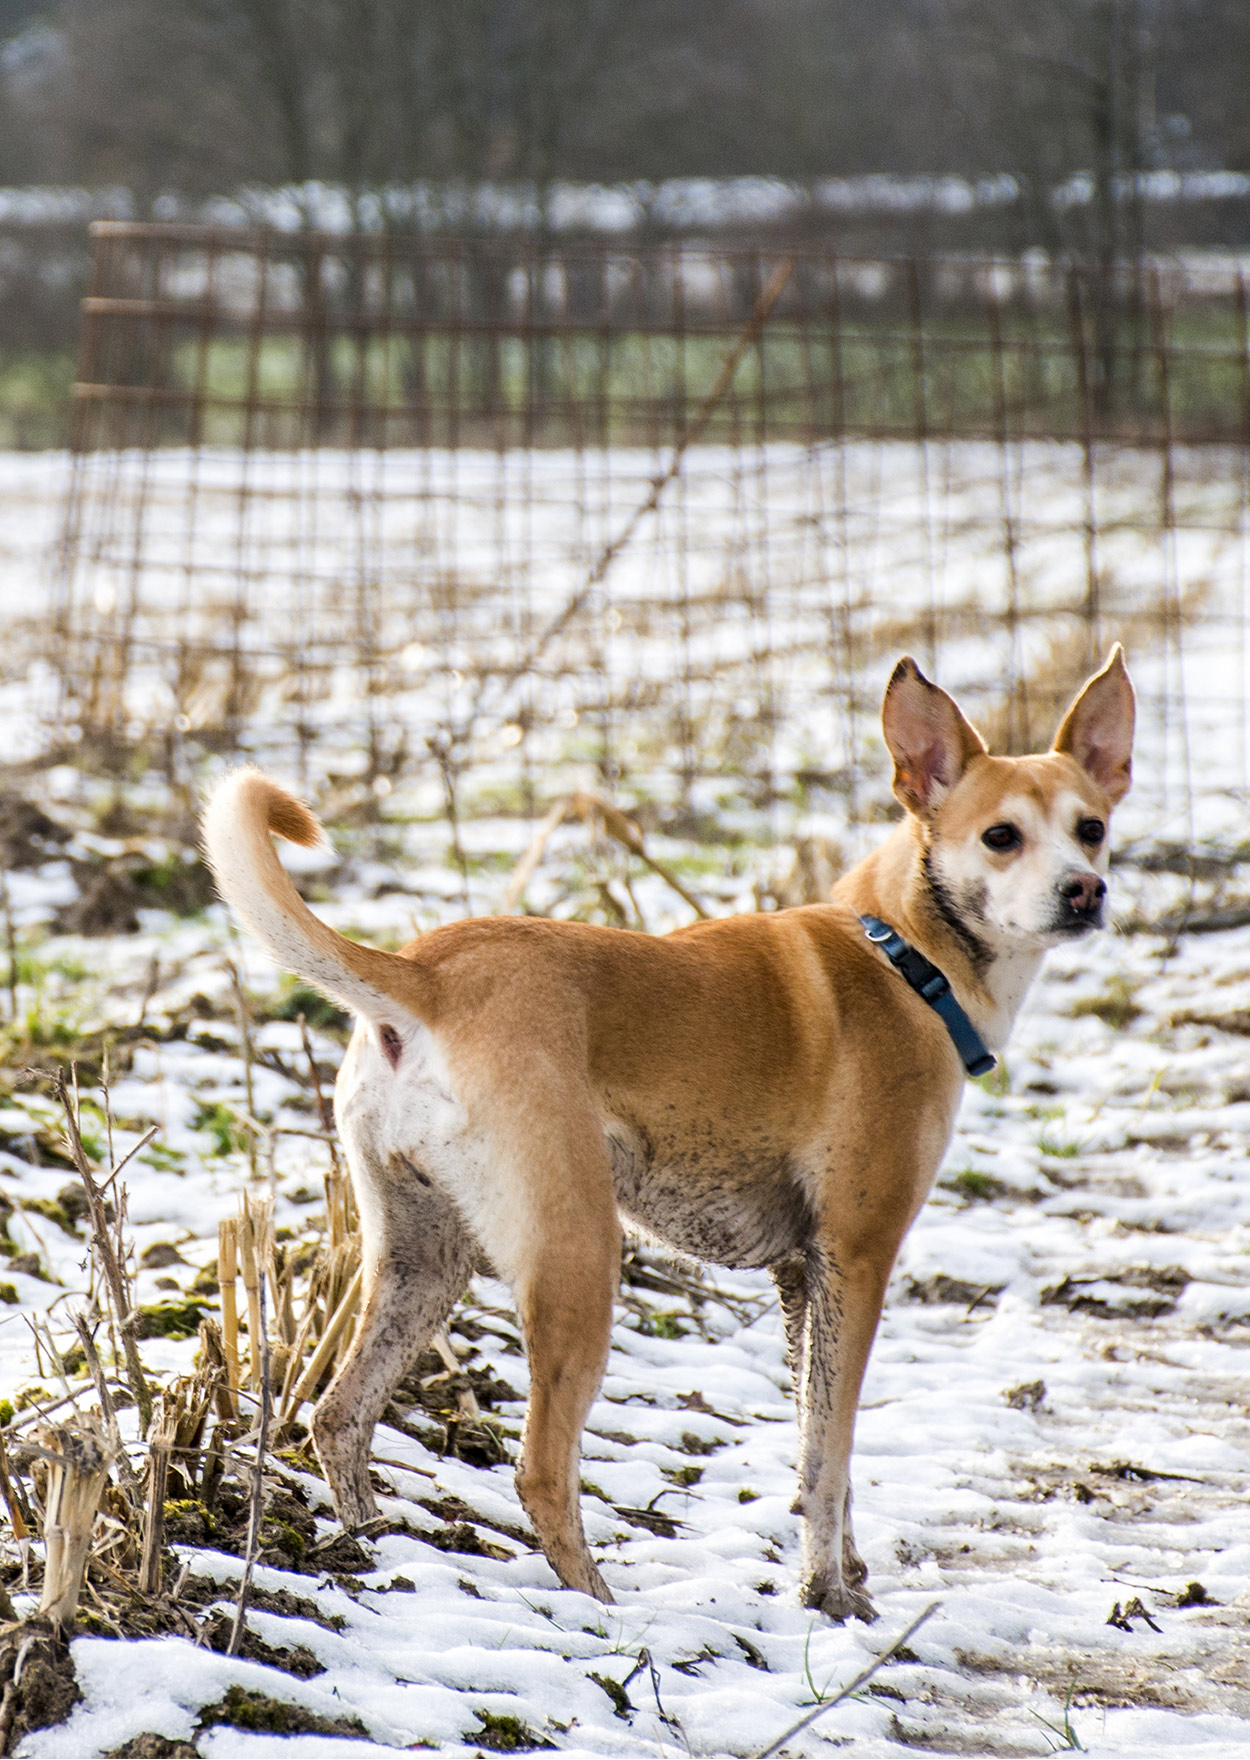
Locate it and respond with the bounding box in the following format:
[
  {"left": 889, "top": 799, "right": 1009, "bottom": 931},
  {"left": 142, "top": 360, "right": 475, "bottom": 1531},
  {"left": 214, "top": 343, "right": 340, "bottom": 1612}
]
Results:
[{"left": 882, "top": 647, "right": 1135, "bottom": 952}]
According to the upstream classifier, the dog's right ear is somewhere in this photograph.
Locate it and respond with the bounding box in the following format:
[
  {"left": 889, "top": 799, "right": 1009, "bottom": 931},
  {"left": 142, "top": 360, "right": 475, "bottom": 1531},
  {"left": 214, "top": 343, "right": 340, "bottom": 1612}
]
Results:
[{"left": 882, "top": 657, "right": 987, "bottom": 818}]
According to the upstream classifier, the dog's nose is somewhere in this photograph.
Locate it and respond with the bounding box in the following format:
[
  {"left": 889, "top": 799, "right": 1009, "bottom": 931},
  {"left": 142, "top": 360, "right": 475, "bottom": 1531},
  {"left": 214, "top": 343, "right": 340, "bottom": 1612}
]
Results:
[{"left": 1060, "top": 872, "right": 1106, "bottom": 915}]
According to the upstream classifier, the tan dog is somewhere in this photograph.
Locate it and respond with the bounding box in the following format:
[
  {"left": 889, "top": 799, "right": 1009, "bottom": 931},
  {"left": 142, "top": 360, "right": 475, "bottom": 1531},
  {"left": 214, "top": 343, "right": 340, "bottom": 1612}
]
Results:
[{"left": 202, "top": 648, "right": 1134, "bottom": 1622}]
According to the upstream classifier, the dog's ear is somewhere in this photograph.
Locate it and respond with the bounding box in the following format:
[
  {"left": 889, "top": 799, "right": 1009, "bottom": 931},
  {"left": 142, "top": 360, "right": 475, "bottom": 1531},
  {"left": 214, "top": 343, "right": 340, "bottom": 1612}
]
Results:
[
  {"left": 882, "top": 657, "right": 987, "bottom": 818},
  {"left": 1051, "top": 644, "right": 1135, "bottom": 805}
]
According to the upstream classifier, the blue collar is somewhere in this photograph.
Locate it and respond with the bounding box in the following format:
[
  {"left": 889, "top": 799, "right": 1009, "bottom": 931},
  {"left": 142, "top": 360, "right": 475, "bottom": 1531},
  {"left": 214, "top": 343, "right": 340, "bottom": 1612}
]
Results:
[{"left": 859, "top": 914, "right": 996, "bottom": 1080}]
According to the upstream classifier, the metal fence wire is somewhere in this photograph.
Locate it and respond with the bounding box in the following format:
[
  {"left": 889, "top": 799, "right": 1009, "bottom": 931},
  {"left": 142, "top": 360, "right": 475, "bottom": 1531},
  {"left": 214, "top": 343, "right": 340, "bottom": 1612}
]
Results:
[{"left": 40, "top": 222, "right": 1250, "bottom": 882}]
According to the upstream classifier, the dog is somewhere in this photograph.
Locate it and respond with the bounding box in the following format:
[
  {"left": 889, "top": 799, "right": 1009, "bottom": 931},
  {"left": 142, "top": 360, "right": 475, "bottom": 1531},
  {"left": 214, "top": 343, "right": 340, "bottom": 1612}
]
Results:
[{"left": 202, "top": 646, "right": 1134, "bottom": 1622}]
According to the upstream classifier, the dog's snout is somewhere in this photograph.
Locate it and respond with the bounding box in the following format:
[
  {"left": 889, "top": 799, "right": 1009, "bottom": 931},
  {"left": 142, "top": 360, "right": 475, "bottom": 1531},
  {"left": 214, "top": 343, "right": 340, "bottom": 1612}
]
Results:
[{"left": 1060, "top": 872, "right": 1106, "bottom": 915}]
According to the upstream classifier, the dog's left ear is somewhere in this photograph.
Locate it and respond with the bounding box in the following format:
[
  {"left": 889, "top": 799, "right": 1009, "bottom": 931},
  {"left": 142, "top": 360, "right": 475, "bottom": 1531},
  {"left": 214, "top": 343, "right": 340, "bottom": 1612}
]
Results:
[
  {"left": 882, "top": 656, "right": 988, "bottom": 818},
  {"left": 1051, "top": 644, "right": 1135, "bottom": 805}
]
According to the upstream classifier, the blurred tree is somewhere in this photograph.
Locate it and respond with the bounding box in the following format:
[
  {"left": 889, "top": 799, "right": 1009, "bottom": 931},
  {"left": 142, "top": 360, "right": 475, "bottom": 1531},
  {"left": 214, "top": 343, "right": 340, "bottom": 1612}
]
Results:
[
  {"left": 0, "top": 0, "right": 1242, "bottom": 234},
  {"left": 923, "top": 0, "right": 1176, "bottom": 414}
]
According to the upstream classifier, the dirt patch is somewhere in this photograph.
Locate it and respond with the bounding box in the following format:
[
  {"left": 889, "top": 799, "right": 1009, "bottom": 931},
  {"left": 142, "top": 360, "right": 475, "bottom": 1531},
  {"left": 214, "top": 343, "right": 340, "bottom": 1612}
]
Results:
[
  {"left": 54, "top": 863, "right": 149, "bottom": 936},
  {"left": 195, "top": 1685, "right": 368, "bottom": 1740},
  {"left": 472, "top": 1709, "right": 556, "bottom": 1751},
  {"left": 901, "top": 1275, "right": 1004, "bottom": 1307},
  {"left": 0, "top": 794, "right": 70, "bottom": 868},
  {"left": 200, "top": 1609, "right": 324, "bottom": 1679},
  {"left": 1040, "top": 1267, "right": 1190, "bottom": 1320},
  {"left": 0, "top": 1618, "right": 80, "bottom": 1752},
  {"left": 107, "top": 1738, "right": 199, "bottom": 1758},
  {"left": 166, "top": 1478, "right": 370, "bottom": 1577}
]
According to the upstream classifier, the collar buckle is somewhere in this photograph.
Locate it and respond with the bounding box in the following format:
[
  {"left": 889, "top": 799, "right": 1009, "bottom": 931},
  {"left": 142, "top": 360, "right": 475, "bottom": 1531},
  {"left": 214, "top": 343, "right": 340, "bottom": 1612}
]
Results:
[{"left": 858, "top": 913, "right": 996, "bottom": 1082}]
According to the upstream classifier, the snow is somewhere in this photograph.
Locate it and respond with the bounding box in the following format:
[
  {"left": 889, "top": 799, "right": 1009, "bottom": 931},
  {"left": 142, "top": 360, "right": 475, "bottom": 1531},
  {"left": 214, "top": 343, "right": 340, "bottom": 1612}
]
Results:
[
  {"left": 2, "top": 173, "right": 1246, "bottom": 235},
  {"left": 0, "top": 440, "right": 1248, "bottom": 1755}
]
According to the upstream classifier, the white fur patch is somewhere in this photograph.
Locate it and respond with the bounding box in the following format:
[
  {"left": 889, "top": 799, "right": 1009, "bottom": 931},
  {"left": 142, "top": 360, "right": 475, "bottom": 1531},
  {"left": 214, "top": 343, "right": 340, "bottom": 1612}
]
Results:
[{"left": 334, "top": 1019, "right": 532, "bottom": 1286}]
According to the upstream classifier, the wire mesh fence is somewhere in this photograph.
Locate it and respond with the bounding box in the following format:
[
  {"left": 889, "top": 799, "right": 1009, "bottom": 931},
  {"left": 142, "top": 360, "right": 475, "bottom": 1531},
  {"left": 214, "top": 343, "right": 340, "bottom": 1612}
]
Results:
[{"left": 20, "top": 223, "right": 1250, "bottom": 903}]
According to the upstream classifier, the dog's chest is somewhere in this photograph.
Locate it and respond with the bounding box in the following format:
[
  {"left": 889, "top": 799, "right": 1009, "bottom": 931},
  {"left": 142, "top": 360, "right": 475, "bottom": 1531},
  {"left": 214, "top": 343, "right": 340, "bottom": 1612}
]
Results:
[{"left": 606, "top": 1121, "right": 813, "bottom": 1269}]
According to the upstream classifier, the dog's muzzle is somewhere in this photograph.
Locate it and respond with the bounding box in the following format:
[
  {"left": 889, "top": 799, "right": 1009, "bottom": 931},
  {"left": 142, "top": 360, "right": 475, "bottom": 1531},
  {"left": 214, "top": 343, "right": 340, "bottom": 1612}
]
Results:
[{"left": 1053, "top": 870, "right": 1107, "bottom": 934}]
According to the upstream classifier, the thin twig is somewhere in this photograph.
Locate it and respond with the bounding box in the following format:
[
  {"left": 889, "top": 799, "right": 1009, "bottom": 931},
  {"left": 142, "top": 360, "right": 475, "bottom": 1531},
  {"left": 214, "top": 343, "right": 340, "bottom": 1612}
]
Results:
[
  {"left": 0, "top": 1427, "right": 28, "bottom": 1542},
  {"left": 54, "top": 1068, "right": 152, "bottom": 1435},
  {"left": 226, "top": 960, "right": 259, "bottom": 1180},
  {"left": 297, "top": 1012, "right": 343, "bottom": 1184},
  {"left": 71, "top": 1313, "right": 138, "bottom": 1496},
  {"left": 0, "top": 872, "right": 17, "bottom": 1027},
  {"left": 499, "top": 792, "right": 709, "bottom": 920},
  {"left": 497, "top": 799, "right": 570, "bottom": 915},
  {"left": 217, "top": 1217, "right": 240, "bottom": 1413},
  {"left": 484, "top": 258, "right": 796, "bottom": 716},
  {"left": 228, "top": 1264, "right": 270, "bottom": 1657},
  {"left": 754, "top": 1600, "right": 942, "bottom": 1759},
  {"left": 278, "top": 1265, "right": 362, "bottom": 1429},
  {"left": 98, "top": 1123, "right": 160, "bottom": 1192}
]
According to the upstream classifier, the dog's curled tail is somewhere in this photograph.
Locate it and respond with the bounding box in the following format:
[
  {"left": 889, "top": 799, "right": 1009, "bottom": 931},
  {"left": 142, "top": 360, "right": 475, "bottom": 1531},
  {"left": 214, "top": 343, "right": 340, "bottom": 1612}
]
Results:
[{"left": 202, "top": 768, "right": 426, "bottom": 1024}]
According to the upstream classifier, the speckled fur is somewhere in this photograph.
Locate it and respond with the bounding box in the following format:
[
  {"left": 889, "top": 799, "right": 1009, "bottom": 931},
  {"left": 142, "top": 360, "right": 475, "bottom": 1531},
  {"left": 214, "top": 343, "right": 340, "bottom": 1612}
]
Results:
[{"left": 202, "top": 649, "right": 1135, "bottom": 1623}]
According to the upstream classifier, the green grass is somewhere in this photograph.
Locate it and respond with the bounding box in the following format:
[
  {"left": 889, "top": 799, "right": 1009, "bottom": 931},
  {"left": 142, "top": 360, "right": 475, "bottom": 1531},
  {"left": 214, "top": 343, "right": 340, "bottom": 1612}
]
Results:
[
  {"left": 1038, "top": 1132, "right": 1083, "bottom": 1159},
  {"left": 1068, "top": 976, "right": 1143, "bottom": 1030},
  {"left": 0, "top": 349, "right": 75, "bottom": 448},
  {"left": 76, "top": 302, "right": 1250, "bottom": 450},
  {"left": 942, "top": 1167, "right": 1010, "bottom": 1202},
  {"left": 263, "top": 978, "right": 351, "bottom": 1035},
  {"left": 190, "top": 1100, "right": 247, "bottom": 1158}
]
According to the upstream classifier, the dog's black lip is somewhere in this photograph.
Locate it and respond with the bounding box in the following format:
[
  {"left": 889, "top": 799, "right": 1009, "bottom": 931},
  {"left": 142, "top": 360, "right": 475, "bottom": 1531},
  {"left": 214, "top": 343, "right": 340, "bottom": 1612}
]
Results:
[{"left": 1050, "top": 913, "right": 1102, "bottom": 938}]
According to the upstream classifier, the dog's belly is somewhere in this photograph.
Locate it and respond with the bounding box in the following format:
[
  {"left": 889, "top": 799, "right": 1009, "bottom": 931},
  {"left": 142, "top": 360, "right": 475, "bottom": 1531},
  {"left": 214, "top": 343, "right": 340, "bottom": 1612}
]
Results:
[{"left": 607, "top": 1128, "right": 812, "bottom": 1269}]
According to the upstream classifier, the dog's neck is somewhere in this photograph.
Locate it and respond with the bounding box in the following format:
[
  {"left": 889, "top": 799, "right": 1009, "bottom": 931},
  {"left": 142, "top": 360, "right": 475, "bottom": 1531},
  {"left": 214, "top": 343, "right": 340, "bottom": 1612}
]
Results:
[{"left": 832, "top": 819, "right": 1045, "bottom": 1053}]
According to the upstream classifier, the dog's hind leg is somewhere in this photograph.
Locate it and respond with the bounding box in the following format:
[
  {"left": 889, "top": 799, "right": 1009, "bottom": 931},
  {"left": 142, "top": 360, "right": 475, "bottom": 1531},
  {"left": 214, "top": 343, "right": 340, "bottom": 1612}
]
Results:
[
  {"left": 493, "top": 1112, "right": 620, "bottom": 1603},
  {"left": 312, "top": 1160, "right": 474, "bottom": 1530},
  {"left": 772, "top": 1253, "right": 809, "bottom": 1389}
]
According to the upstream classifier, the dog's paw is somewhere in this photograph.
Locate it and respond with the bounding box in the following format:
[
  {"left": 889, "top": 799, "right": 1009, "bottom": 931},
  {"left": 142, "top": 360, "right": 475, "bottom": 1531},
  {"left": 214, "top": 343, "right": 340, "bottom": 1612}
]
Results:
[
  {"left": 800, "top": 1572, "right": 878, "bottom": 1625},
  {"left": 842, "top": 1540, "right": 869, "bottom": 1590}
]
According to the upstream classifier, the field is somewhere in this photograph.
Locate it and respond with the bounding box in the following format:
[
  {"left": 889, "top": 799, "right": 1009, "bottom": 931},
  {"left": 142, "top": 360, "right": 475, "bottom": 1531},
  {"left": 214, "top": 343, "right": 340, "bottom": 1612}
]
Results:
[{"left": 0, "top": 441, "right": 1247, "bottom": 1757}]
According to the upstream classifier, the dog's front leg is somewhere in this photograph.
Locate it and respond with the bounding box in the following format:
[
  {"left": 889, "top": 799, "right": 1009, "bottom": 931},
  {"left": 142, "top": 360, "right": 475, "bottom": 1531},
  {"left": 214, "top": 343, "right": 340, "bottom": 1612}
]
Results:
[
  {"left": 313, "top": 1166, "right": 474, "bottom": 1528},
  {"left": 792, "top": 1238, "right": 895, "bottom": 1624}
]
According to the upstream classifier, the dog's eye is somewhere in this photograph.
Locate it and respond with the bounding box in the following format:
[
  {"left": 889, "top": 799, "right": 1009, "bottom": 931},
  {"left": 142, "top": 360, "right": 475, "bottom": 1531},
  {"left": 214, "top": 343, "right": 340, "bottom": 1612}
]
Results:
[
  {"left": 1077, "top": 817, "right": 1106, "bottom": 847},
  {"left": 981, "top": 823, "right": 1021, "bottom": 853}
]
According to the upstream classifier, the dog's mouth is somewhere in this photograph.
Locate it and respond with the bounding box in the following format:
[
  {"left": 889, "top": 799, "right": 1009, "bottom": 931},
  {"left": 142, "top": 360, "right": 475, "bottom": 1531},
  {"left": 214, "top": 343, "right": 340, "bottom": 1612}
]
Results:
[{"left": 1047, "top": 907, "right": 1104, "bottom": 939}]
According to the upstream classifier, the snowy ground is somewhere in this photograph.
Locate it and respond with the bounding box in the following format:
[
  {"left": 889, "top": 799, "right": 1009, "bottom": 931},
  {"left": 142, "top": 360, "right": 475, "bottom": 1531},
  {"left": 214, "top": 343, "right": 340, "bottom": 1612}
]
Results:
[
  {"left": 0, "top": 813, "right": 1246, "bottom": 1759},
  {"left": 0, "top": 444, "right": 1247, "bottom": 1756}
]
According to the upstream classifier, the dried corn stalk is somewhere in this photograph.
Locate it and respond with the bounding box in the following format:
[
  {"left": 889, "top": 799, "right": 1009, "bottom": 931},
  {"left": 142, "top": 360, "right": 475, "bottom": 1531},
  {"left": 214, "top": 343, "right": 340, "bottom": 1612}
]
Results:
[
  {"left": 236, "top": 1194, "right": 272, "bottom": 1394},
  {"left": 24, "top": 1416, "right": 116, "bottom": 1630}
]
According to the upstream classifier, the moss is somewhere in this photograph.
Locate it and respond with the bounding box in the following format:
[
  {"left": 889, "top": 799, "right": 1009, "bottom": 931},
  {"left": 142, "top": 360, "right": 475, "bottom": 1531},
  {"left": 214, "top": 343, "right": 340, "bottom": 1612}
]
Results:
[
  {"left": 265, "top": 1519, "right": 308, "bottom": 1562},
  {"left": 588, "top": 1672, "right": 633, "bottom": 1718},
  {"left": 189, "top": 1102, "right": 245, "bottom": 1158},
  {"left": 135, "top": 1298, "right": 212, "bottom": 1340},
  {"left": 164, "top": 1499, "right": 220, "bottom": 1547},
  {"left": 18, "top": 1196, "right": 80, "bottom": 1236},
  {"left": 677, "top": 1430, "right": 722, "bottom": 1456},
  {"left": 264, "top": 979, "right": 350, "bottom": 1035},
  {"left": 472, "top": 1709, "right": 556, "bottom": 1751},
  {"left": 14, "top": 1385, "right": 52, "bottom": 1412},
  {"left": 139, "top": 1141, "right": 187, "bottom": 1174},
  {"left": 0, "top": 1400, "right": 12, "bottom": 1426},
  {"left": 942, "top": 1167, "right": 1009, "bottom": 1202},
  {"left": 1068, "top": 976, "right": 1143, "bottom": 1030},
  {"left": 107, "top": 1737, "right": 200, "bottom": 1758},
  {"left": 196, "top": 1686, "right": 367, "bottom": 1739},
  {"left": 1037, "top": 1133, "right": 1083, "bottom": 1159},
  {"left": 191, "top": 1262, "right": 220, "bottom": 1295},
  {"left": 132, "top": 852, "right": 217, "bottom": 917},
  {"left": 0, "top": 1285, "right": 17, "bottom": 1307},
  {"left": 200, "top": 1609, "right": 324, "bottom": 1678}
]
